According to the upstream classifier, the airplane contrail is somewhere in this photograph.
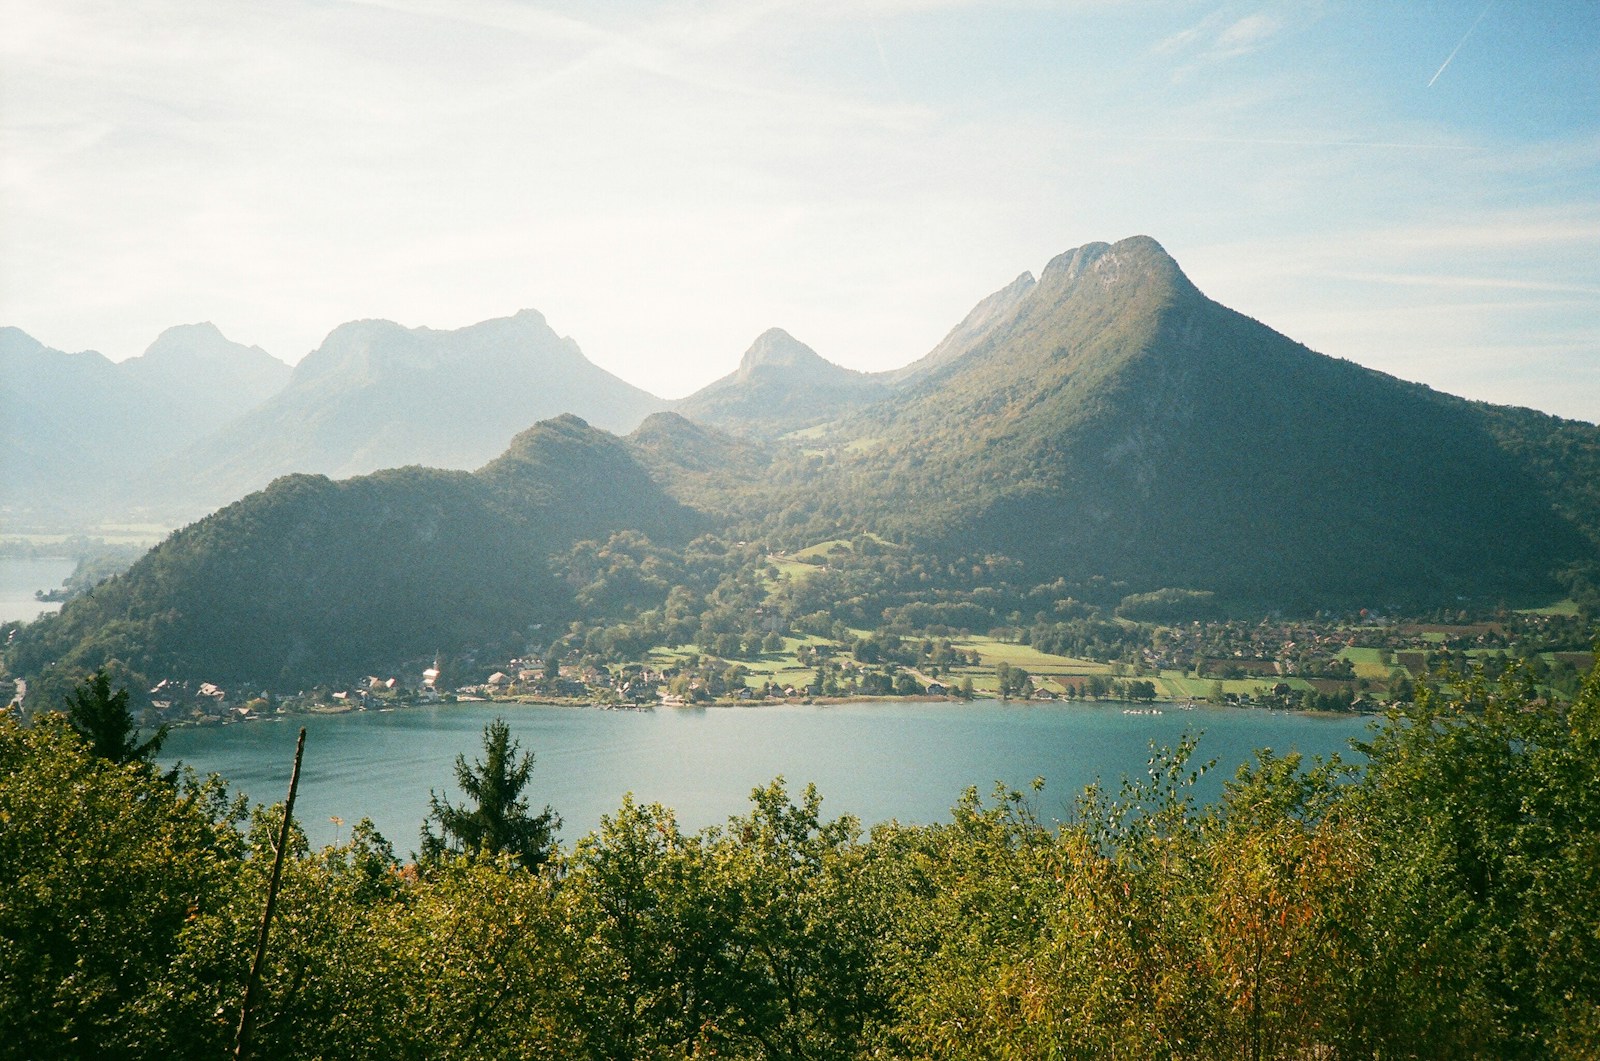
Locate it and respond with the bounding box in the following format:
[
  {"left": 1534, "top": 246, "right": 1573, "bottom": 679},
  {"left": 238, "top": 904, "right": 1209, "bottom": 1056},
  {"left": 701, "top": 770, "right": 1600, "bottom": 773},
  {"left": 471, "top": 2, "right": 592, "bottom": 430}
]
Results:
[{"left": 1428, "top": 0, "right": 1495, "bottom": 88}]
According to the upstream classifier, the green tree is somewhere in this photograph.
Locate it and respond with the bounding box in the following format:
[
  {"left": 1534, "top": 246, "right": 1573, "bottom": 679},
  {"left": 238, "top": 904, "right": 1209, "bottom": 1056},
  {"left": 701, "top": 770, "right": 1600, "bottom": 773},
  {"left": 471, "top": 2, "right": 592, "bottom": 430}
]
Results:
[
  {"left": 565, "top": 796, "right": 725, "bottom": 1060},
  {"left": 1342, "top": 662, "right": 1600, "bottom": 1055},
  {"left": 0, "top": 714, "right": 241, "bottom": 1058},
  {"left": 65, "top": 667, "right": 167, "bottom": 768},
  {"left": 421, "top": 718, "right": 558, "bottom": 871}
]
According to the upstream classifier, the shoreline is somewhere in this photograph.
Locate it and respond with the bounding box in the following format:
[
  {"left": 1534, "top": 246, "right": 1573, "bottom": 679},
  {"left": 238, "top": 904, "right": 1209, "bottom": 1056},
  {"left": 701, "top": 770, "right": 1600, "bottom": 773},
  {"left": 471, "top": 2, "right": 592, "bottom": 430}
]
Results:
[{"left": 169, "top": 691, "right": 1376, "bottom": 728}]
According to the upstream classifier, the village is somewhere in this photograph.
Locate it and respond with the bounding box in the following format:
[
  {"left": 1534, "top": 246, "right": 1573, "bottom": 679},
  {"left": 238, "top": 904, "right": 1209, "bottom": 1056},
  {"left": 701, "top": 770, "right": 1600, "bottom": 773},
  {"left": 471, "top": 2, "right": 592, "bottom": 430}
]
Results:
[{"left": 98, "top": 601, "right": 1597, "bottom": 730}]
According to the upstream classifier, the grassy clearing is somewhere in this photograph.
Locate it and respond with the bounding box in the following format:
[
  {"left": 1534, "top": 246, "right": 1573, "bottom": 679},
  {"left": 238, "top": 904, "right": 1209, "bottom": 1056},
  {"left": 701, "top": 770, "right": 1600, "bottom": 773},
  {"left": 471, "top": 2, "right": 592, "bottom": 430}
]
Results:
[
  {"left": 787, "top": 532, "right": 897, "bottom": 564},
  {"left": 1338, "top": 647, "right": 1396, "bottom": 680},
  {"left": 959, "top": 635, "right": 1110, "bottom": 673},
  {"left": 1517, "top": 599, "right": 1581, "bottom": 617},
  {"left": 766, "top": 558, "right": 817, "bottom": 584},
  {"left": 792, "top": 539, "right": 855, "bottom": 562},
  {"left": 1158, "top": 674, "right": 1216, "bottom": 699}
]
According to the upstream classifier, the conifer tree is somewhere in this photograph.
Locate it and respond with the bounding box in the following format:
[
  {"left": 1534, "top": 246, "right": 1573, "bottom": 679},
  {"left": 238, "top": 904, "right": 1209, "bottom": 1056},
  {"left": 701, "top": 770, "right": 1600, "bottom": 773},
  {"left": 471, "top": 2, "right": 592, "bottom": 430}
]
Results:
[
  {"left": 421, "top": 718, "right": 558, "bottom": 871},
  {"left": 65, "top": 668, "right": 166, "bottom": 768}
]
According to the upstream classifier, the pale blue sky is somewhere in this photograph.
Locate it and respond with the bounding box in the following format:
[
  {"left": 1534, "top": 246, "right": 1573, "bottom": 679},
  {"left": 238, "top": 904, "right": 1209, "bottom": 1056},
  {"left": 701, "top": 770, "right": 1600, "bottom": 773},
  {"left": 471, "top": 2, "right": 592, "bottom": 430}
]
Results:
[{"left": 3, "top": 1, "right": 1596, "bottom": 420}]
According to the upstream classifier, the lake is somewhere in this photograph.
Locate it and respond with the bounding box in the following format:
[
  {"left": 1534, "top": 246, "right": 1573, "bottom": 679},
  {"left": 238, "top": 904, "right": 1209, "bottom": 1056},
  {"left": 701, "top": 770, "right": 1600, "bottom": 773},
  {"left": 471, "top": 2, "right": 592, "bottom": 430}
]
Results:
[
  {"left": 0, "top": 556, "right": 74, "bottom": 624},
  {"left": 160, "top": 699, "right": 1372, "bottom": 854}
]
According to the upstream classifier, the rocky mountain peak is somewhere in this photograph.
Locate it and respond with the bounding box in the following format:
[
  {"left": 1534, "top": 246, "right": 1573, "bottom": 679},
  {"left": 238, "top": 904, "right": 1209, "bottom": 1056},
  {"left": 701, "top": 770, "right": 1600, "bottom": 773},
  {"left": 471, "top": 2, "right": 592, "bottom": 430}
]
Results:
[{"left": 736, "top": 328, "right": 834, "bottom": 380}]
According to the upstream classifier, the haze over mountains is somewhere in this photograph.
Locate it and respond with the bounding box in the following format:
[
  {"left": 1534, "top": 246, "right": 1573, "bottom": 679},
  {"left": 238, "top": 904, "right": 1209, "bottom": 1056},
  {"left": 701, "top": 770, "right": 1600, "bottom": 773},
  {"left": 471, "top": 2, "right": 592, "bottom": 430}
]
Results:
[
  {"left": 7, "top": 236, "right": 1597, "bottom": 534},
  {"left": 137, "top": 310, "right": 670, "bottom": 518},
  {"left": 0, "top": 323, "right": 289, "bottom": 524},
  {"left": 7, "top": 235, "right": 1600, "bottom": 685},
  {"left": 674, "top": 327, "right": 889, "bottom": 436},
  {"left": 2, "top": 310, "right": 670, "bottom": 525}
]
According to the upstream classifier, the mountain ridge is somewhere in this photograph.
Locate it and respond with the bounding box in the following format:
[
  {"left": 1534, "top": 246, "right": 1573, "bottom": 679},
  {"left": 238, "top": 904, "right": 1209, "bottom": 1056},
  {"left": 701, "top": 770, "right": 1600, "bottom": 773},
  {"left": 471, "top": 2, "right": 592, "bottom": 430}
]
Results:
[
  {"left": 7, "top": 234, "right": 1600, "bottom": 690},
  {"left": 0, "top": 324, "right": 292, "bottom": 523},
  {"left": 672, "top": 328, "right": 888, "bottom": 437},
  {"left": 811, "top": 236, "right": 1592, "bottom": 604},
  {"left": 130, "top": 310, "right": 670, "bottom": 520}
]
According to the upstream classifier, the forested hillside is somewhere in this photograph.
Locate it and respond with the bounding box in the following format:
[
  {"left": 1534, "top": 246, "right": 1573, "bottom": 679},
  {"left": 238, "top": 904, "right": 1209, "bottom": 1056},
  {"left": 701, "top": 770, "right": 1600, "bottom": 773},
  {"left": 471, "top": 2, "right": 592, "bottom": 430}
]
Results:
[
  {"left": 8, "top": 416, "right": 700, "bottom": 690},
  {"left": 6, "top": 660, "right": 1598, "bottom": 1057},
  {"left": 9, "top": 237, "right": 1600, "bottom": 690},
  {"left": 715, "top": 237, "right": 1596, "bottom": 609}
]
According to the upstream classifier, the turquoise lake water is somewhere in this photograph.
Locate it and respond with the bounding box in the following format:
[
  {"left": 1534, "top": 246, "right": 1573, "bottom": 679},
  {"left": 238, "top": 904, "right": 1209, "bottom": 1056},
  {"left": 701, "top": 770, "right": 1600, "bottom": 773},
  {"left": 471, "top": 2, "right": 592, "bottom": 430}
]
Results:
[{"left": 160, "top": 699, "right": 1372, "bottom": 855}]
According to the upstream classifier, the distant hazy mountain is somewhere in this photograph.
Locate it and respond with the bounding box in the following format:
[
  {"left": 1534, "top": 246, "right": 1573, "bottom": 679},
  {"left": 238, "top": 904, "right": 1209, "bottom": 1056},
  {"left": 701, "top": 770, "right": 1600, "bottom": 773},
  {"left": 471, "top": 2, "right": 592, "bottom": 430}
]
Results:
[
  {"left": 121, "top": 323, "right": 291, "bottom": 435},
  {"left": 0, "top": 324, "right": 289, "bottom": 525},
  {"left": 673, "top": 328, "right": 889, "bottom": 437},
  {"left": 141, "top": 310, "right": 669, "bottom": 517}
]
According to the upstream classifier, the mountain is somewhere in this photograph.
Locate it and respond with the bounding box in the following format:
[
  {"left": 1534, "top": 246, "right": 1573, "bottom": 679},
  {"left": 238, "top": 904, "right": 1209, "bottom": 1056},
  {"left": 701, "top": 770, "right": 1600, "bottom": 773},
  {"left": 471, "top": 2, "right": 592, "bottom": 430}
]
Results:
[
  {"left": 887, "top": 271, "right": 1037, "bottom": 386},
  {"left": 0, "top": 324, "right": 290, "bottom": 525},
  {"left": 673, "top": 328, "right": 889, "bottom": 437},
  {"left": 11, "top": 236, "right": 1600, "bottom": 690},
  {"left": 476, "top": 413, "right": 709, "bottom": 546},
  {"left": 136, "top": 310, "right": 670, "bottom": 519},
  {"left": 120, "top": 323, "right": 289, "bottom": 433},
  {"left": 8, "top": 415, "right": 700, "bottom": 685},
  {"left": 627, "top": 411, "right": 777, "bottom": 520},
  {"left": 748, "top": 236, "right": 1598, "bottom": 608}
]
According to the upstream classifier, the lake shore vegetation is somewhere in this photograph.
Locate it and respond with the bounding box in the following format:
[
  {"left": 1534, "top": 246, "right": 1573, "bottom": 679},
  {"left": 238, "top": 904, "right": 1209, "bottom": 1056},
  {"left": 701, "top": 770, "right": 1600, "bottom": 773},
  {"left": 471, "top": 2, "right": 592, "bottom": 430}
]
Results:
[
  {"left": 8, "top": 525, "right": 1595, "bottom": 729},
  {"left": 3, "top": 658, "right": 1598, "bottom": 1058}
]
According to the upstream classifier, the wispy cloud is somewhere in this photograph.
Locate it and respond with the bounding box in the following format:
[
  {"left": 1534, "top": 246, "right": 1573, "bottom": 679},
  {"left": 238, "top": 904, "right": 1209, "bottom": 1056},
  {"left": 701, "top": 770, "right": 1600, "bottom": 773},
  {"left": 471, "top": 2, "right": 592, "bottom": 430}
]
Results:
[
  {"left": 1153, "top": 6, "right": 1291, "bottom": 63},
  {"left": 1214, "top": 13, "right": 1284, "bottom": 58},
  {"left": 1113, "top": 133, "right": 1470, "bottom": 151}
]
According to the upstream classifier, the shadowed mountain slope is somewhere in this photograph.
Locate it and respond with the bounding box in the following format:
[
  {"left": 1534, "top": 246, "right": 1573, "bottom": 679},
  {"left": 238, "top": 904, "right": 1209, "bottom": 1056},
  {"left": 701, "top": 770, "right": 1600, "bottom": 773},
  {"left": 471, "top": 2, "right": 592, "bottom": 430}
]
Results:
[
  {"left": 9, "top": 416, "right": 699, "bottom": 684},
  {"left": 787, "top": 237, "right": 1596, "bottom": 607}
]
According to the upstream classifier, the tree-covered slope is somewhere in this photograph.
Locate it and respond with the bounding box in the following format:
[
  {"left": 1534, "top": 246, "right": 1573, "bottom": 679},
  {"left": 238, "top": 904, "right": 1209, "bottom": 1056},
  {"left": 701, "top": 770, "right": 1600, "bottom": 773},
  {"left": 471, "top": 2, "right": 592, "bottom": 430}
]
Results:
[
  {"left": 627, "top": 411, "right": 775, "bottom": 518},
  {"left": 475, "top": 413, "right": 707, "bottom": 545},
  {"left": 9, "top": 416, "right": 701, "bottom": 685},
  {"left": 792, "top": 236, "right": 1595, "bottom": 607}
]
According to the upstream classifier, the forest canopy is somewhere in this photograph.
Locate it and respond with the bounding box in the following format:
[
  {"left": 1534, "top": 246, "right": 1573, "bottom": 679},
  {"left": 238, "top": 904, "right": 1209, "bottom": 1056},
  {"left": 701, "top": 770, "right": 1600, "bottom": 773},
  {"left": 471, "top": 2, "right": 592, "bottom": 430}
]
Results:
[{"left": 4, "top": 657, "right": 1598, "bottom": 1058}]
